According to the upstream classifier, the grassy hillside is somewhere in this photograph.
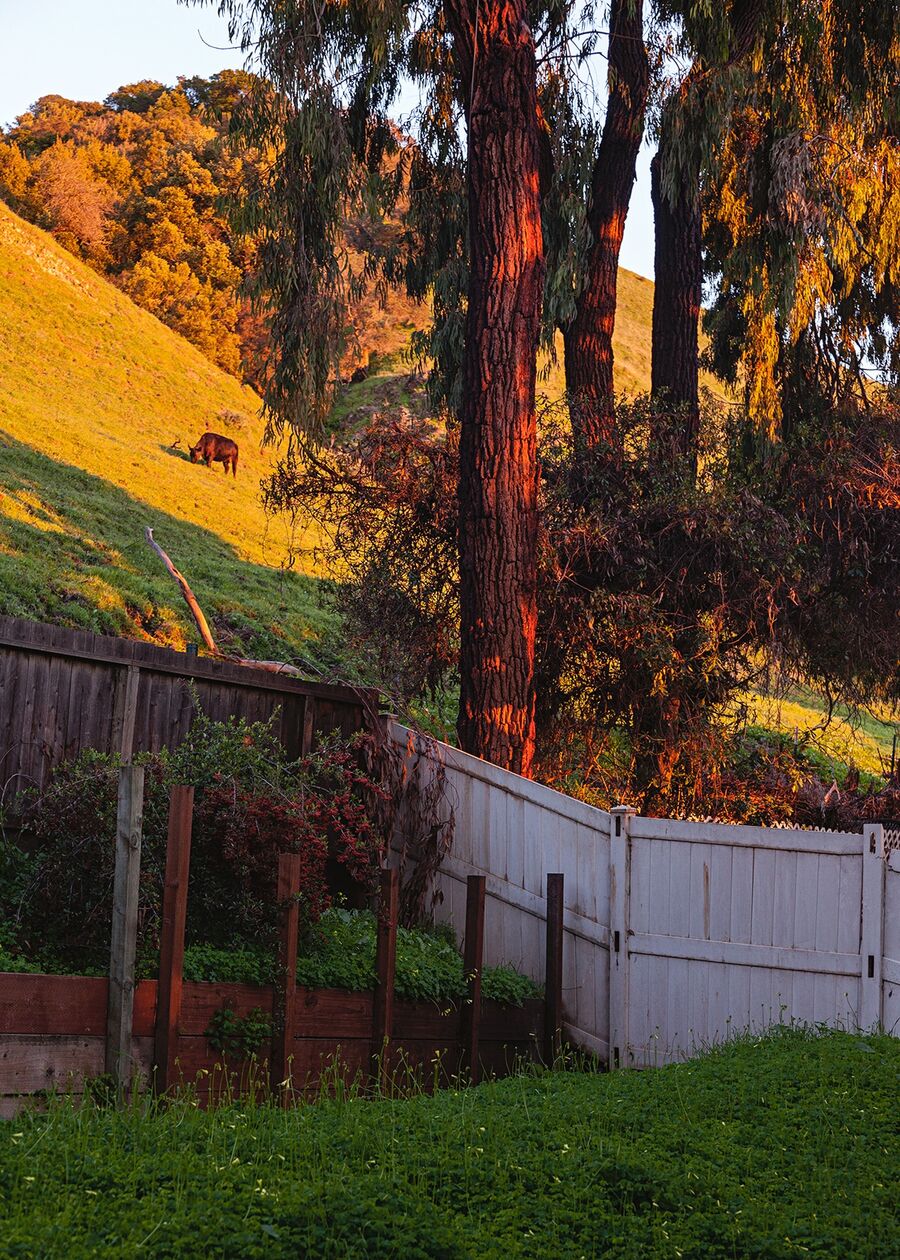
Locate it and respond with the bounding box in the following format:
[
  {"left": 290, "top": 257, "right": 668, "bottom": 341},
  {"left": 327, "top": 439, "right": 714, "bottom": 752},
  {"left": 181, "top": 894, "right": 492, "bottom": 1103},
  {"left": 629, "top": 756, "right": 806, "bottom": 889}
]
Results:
[
  {"left": 0, "top": 200, "right": 893, "bottom": 771},
  {"left": 0, "top": 197, "right": 662, "bottom": 662},
  {"left": 0, "top": 202, "right": 327, "bottom": 663}
]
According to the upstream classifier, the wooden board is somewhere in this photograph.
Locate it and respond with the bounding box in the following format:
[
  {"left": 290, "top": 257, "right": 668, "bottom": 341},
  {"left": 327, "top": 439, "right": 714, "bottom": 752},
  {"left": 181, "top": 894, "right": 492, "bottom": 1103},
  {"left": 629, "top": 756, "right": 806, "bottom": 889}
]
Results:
[{"left": 0, "top": 615, "right": 377, "bottom": 822}]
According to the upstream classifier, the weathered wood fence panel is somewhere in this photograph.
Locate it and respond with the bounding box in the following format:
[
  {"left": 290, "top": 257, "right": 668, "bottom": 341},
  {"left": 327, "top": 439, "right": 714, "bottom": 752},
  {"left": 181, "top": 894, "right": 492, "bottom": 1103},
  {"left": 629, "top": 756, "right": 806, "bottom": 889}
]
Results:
[
  {"left": 0, "top": 615, "right": 373, "bottom": 812},
  {"left": 392, "top": 724, "right": 897, "bottom": 1068}
]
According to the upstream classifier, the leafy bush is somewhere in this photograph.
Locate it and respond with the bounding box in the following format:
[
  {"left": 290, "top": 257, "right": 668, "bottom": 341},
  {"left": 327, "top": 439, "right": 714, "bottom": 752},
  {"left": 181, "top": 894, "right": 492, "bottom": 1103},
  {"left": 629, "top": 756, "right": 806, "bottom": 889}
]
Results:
[
  {"left": 205, "top": 1007, "right": 272, "bottom": 1058},
  {"left": 0, "top": 920, "right": 41, "bottom": 974},
  {"left": 157, "top": 911, "right": 540, "bottom": 1006},
  {"left": 181, "top": 943, "right": 275, "bottom": 987},
  {"left": 7, "top": 703, "right": 386, "bottom": 971},
  {"left": 294, "top": 908, "right": 540, "bottom": 1006}
]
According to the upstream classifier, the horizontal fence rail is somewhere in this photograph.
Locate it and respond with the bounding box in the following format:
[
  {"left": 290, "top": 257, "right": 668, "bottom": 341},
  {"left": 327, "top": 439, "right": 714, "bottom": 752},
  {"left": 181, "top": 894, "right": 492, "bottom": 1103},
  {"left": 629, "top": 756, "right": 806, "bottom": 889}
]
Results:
[
  {"left": 0, "top": 615, "right": 376, "bottom": 811},
  {"left": 392, "top": 725, "right": 897, "bottom": 1068}
]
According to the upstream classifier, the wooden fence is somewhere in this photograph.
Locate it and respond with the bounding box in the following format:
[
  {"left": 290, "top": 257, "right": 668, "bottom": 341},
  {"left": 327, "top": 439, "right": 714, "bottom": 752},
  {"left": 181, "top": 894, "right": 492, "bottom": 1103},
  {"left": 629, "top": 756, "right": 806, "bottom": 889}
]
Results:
[
  {"left": 0, "top": 774, "right": 557, "bottom": 1116},
  {"left": 392, "top": 724, "right": 899, "bottom": 1067},
  {"left": 0, "top": 616, "right": 375, "bottom": 811}
]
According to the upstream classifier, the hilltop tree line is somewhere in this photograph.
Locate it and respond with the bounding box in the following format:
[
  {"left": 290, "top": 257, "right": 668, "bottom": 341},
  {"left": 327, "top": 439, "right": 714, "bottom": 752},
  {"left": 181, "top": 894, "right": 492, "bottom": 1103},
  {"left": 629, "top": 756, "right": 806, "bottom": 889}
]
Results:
[{"left": 0, "top": 73, "right": 267, "bottom": 378}]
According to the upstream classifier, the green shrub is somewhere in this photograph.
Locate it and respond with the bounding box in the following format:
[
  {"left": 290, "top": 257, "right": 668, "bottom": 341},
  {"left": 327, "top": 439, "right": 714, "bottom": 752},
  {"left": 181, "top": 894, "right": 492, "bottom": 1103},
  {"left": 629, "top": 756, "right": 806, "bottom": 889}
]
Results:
[
  {"left": 0, "top": 919, "right": 41, "bottom": 974},
  {"left": 7, "top": 704, "right": 385, "bottom": 972},
  {"left": 181, "top": 942, "right": 275, "bottom": 987},
  {"left": 294, "top": 908, "right": 540, "bottom": 1005},
  {"left": 168, "top": 910, "right": 540, "bottom": 1006}
]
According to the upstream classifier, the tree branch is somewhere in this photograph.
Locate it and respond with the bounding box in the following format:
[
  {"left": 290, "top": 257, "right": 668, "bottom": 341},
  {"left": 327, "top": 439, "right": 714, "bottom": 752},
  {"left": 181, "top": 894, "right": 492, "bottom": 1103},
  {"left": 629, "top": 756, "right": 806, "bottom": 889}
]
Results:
[{"left": 144, "top": 526, "right": 307, "bottom": 677}]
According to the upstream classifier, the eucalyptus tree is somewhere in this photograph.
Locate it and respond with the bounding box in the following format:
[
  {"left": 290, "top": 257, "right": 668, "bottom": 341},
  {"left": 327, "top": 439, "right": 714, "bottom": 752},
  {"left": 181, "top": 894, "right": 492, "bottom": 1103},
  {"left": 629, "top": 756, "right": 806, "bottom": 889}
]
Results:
[
  {"left": 650, "top": 0, "right": 900, "bottom": 449},
  {"left": 537, "top": 1, "right": 651, "bottom": 469},
  {"left": 192, "top": 0, "right": 546, "bottom": 775}
]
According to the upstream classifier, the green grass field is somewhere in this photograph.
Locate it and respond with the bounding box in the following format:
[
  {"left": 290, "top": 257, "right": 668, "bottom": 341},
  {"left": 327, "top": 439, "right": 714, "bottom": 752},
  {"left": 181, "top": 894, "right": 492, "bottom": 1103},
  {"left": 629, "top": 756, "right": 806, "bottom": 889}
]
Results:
[
  {"left": 741, "top": 687, "right": 896, "bottom": 778},
  {"left": 0, "top": 1029, "right": 896, "bottom": 1258}
]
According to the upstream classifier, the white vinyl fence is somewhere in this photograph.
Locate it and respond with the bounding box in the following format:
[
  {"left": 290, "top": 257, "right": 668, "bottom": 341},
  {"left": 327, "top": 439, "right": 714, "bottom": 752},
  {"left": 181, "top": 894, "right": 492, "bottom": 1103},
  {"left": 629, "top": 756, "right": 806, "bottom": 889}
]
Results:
[{"left": 392, "top": 724, "right": 899, "bottom": 1067}]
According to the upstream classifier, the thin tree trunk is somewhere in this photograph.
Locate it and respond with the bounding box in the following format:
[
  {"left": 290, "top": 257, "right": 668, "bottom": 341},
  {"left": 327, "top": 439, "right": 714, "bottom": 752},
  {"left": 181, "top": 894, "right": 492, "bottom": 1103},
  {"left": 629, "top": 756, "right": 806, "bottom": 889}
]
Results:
[
  {"left": 564, "top": 0, "right": 649, "bottom": 463},
  {"left": 648, "top": 0, "right": 765, "bottom": 460},
  {"left": 446, "top": 0, "right": 545, "bottom": 775},
  {"left": 650, "top": 148, "right": 702, "bottom": 457}
]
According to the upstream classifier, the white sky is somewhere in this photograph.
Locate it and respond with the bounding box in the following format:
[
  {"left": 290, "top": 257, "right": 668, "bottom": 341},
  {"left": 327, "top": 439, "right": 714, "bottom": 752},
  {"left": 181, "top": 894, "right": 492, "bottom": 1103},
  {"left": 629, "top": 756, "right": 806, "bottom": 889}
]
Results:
[{"left": 0, "top": 0, "right": 655, "bottom": 279}]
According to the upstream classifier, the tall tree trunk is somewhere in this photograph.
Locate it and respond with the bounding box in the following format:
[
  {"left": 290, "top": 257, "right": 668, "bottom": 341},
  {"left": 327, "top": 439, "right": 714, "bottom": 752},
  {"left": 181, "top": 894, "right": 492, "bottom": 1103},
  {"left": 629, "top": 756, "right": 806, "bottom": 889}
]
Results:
[
  {"left": 445, "top": 0, "right": 545, "bottom": 776},
  {"left": 650, "top": 148, "right": 702, "bottom": 457},
  {"left": 563, "top": 0, "right": 649, "bottom": 463}
]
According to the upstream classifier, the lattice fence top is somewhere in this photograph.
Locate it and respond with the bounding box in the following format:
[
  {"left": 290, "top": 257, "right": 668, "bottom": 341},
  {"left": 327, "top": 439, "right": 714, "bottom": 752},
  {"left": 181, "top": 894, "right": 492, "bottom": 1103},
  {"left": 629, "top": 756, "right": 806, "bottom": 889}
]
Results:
[
  {"left": 886, "top": 828, "right": 900, "bottom": 855},
  {"left": 674, "top": 814, "right": 856, "bottom": 835}
]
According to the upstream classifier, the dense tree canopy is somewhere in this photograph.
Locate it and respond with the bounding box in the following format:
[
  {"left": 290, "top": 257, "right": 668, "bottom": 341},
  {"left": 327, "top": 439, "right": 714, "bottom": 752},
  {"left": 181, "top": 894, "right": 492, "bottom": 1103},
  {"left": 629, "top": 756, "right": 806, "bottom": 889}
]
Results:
[{"left": 0, "top": 75, "right": 258, "bottom": 375}]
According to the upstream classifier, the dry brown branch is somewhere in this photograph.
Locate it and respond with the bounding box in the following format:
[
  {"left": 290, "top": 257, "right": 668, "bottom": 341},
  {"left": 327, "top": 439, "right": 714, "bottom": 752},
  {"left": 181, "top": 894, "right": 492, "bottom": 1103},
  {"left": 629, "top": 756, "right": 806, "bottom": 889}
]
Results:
[
  {"left": 144, "top": 526, "right": 306, "bottom": 677},
  {"left": 145, "top": 527, "right": 217, "bottom": 653}
]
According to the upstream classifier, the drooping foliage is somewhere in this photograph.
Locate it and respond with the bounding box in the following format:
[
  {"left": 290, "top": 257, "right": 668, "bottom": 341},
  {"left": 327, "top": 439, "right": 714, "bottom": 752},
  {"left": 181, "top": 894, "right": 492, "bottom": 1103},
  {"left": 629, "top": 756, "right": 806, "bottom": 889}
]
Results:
[
  {"left": 703, "top": 8, "right": 900, "bottom": 431},
  {"left": 277, "top": 393, "right": 900, "bottom": 812},
  {"left": 651, "top": 0, "right": 900, "bottom": 440}
]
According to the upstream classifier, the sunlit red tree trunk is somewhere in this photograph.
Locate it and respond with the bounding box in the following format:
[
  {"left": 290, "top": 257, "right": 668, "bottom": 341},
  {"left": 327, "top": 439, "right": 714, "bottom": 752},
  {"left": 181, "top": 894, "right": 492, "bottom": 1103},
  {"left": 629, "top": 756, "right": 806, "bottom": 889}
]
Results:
[
  {"left": 563, "top": 0, "right": 649, "bottom": 462},
  {"left": 445, "top": 0, "right": 545, "bottom": 775},
  {"left": 650, "top": 149, "right": 702, "bottom": 456}
]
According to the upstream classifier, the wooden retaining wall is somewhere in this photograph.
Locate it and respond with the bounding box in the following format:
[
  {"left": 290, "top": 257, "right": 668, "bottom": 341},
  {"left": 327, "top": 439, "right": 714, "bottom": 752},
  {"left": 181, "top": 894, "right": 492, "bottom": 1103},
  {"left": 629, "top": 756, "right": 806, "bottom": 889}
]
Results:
[
  {"left": 0, "top": 974, "right": 542, "bottom": 1117},
  {"left": 0, "top": 616, "right": 376, "bottom": 811}
]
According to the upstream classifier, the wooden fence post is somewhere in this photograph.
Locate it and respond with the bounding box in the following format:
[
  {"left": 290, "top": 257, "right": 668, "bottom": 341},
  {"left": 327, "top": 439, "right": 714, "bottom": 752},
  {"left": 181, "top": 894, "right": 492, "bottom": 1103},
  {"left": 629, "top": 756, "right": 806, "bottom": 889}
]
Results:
[
  {"left": 461, "top": 875, "right": 486, "bottom": 1083},
  {"left": 153, "top": 785, "right": 194, "bottom": 1093},
  {"left": 271, "top": 852, "right": 302, "bottom": 1102},
  {"left": 544, "top": 873, "right": 565, "bottom": 1065},
  {"left": 609, "top": 806, "right": 636, "bottom": 1070},
  {"left": 105, "top": 764, "right": 145, "bottom": 1087},
  {"left": 860, "top": 823, "right": 885, "bottom": 1030},
  {"left": 371, "top": 867, "right": 399, "bottom": 1092},
  {"left": 113, "top": 664, "right": 141, "bottom": 763}
]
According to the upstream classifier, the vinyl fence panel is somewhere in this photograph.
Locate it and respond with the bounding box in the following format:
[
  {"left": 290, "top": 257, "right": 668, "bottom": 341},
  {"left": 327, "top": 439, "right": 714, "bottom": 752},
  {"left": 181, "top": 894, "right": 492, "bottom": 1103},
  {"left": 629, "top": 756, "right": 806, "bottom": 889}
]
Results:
[{"left": 392, "top": 725, "right": 893, "bottom": 1068}]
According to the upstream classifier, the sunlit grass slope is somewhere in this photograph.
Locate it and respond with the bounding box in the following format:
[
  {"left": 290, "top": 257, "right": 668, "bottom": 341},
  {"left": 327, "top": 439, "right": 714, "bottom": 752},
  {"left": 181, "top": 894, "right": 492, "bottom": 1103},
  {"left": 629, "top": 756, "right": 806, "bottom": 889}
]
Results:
[
  {"left": 744, "top": 687, "right": 896, "bottom": 777},
  {"left": 0, "top": 203, "right": 327, "bottom": 661},
  {"left": 540, "top": 267, "right": 659, "bottom": 398}
]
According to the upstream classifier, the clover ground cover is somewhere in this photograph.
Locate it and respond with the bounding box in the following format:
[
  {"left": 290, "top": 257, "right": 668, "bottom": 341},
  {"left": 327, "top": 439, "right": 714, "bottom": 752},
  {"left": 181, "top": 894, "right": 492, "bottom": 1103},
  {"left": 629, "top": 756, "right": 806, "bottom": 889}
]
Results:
[{"left": 0, "top": 1028, "right": 896, "bottom": 1258}]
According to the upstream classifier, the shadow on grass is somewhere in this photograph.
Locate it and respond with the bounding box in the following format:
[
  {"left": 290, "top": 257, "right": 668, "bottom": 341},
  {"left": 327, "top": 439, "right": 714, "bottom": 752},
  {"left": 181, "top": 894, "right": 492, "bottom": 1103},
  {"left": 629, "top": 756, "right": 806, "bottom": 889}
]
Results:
[
  {"left": 159, "top": 443, "right": 192, "bottom": 464},
  {"left": 0, "top": 430, "right": 329, "bottom": 660}
]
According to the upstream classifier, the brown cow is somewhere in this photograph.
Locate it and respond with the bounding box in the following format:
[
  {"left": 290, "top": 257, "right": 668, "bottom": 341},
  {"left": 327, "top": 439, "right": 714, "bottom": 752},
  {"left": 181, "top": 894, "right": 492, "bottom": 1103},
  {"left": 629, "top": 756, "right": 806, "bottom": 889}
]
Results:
[{"left": 189, "top": 431, "right": 238, "bottom": 477}]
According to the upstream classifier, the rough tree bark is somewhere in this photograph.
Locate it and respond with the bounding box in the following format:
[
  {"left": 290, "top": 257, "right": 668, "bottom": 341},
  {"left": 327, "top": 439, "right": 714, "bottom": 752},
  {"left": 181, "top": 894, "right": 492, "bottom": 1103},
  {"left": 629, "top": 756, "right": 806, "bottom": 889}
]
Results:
[
  {"left": 650, "top": 147, "right": 702, "bottom": 457},
  {"left": 563, "top": 0, "right": 649, "bottom": 462},
  {"left": 649, "top": 10, "right": 764, "bottom": 462},
  {"left": 445, "top": 0, "right": 545, "bottom": 775}
]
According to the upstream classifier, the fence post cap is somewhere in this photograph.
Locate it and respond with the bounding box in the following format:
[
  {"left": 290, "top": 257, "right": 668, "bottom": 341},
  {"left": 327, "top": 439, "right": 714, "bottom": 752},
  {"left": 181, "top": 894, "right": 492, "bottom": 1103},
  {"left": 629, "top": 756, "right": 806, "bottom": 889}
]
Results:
[{"left": 611, "top": 804, "right": 638, "bottom": 816}]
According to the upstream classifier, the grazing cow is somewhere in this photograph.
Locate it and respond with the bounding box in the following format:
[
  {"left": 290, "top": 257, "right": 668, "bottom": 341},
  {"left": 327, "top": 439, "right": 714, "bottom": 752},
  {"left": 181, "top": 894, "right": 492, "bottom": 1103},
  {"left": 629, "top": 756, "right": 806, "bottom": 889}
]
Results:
[{"left": 189, "top": 432, "right": 238, "bottom": 477}]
